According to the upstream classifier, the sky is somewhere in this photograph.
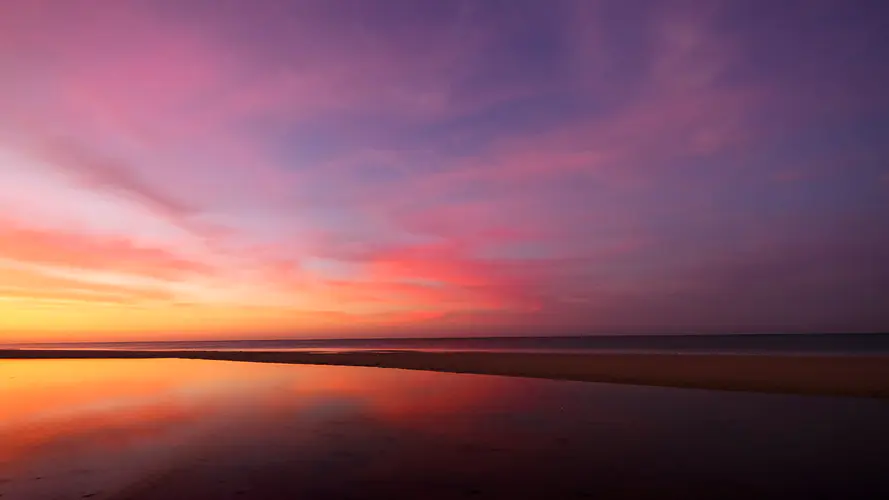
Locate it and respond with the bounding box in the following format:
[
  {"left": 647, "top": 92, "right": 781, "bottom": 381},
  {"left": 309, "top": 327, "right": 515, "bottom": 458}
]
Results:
[{"left": 1, "top": 0, "right": 888, "bottom": 342}]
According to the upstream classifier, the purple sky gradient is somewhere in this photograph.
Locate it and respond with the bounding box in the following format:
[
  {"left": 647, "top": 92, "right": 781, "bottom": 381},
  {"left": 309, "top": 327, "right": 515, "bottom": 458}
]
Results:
[{"left": 1, "top": 0, "right": 887, "bottom": 340}]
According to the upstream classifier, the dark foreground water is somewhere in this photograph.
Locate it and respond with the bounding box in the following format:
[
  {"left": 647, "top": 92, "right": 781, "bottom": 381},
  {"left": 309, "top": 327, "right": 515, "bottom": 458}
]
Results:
[
  {"left": 7, "top": 332, "right": 889, "bottom": 355},
  {"left": 2, "top": 358, "right": 887, "bottom": 499}
]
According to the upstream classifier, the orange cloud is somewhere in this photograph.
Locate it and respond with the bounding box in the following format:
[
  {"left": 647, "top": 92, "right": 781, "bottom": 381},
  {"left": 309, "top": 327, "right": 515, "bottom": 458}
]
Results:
[{"left": 0, "top": 220, "right": 207, "bottom": 279}]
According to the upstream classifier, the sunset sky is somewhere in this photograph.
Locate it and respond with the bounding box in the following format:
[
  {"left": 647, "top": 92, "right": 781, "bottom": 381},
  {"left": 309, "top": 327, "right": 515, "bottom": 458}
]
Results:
[{"left": 1, "top": 0, "right": 888, "bottom": 342}]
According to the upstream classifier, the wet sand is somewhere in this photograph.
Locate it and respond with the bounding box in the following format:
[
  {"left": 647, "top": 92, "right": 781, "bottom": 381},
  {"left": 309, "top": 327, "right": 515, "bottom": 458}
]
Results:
[{"left": 2, "top": 349, "right": 887, "bottom": 398}]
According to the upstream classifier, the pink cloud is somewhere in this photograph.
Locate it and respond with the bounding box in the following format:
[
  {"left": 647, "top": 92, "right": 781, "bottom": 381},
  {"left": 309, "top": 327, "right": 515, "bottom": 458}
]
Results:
[{"left": 0, "top": 219, "right": 209, "bottom": 280}]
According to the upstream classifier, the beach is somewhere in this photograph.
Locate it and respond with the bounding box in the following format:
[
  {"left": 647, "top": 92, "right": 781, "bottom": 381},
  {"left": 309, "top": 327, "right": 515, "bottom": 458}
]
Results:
[{"left": 2, "top": 349, "right": 887, "bottom": 398}]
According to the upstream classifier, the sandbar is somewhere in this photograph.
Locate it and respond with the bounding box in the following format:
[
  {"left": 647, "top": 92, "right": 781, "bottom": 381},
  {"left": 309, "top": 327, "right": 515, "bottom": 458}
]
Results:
[{"left": 1, "top": 349, "right": 887, "bottom": 399}]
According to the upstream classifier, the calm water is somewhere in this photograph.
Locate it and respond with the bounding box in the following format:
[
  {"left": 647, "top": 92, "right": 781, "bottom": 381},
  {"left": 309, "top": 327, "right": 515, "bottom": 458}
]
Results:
[
  {"left": 7, "top": 333, "right": 889, "bottom": 355},
  {"left": 1, "top": 358, "right": 887, "bottom": 499}
]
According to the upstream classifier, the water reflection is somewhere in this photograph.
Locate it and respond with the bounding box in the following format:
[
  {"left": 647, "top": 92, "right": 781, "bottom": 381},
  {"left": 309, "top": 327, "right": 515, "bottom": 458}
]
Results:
[{"left": 1, "top": 359, "right": 887, "bottom": 499}]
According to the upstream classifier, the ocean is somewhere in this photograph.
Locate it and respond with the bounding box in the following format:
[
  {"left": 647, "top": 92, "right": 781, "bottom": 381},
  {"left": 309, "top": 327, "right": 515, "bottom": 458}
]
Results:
[{"left": 6, "top": 333, "right": 889, "bottom": 355}]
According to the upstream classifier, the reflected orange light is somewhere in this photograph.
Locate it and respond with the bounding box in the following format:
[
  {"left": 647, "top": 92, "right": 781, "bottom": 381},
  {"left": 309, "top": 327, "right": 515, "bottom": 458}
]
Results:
[
  {"left": 0, "top": 359, "right": 287, "bottom": 467},
  {"left": 0, "top": 357, "right": 522, "bottom": 493},
  {"left": 284, "top": 366, "right": 521, "bottom": 431}
]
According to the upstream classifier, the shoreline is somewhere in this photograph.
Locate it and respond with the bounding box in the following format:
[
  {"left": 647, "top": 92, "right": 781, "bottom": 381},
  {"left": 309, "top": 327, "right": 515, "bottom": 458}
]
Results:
[{"left": 2, "top": 349, "right": 888, "bottom": 399}]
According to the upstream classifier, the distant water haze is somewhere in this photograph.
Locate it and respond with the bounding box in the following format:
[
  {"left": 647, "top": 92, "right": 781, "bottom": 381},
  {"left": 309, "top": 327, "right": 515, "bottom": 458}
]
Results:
[{"left": 7, "top": 333, "right": 889, "bottom": 356}]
